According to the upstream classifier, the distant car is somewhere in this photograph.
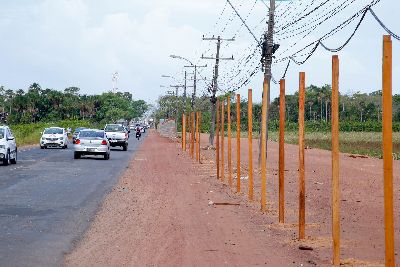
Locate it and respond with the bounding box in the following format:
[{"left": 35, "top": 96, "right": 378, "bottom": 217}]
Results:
[
  {"left": 40, "top": 127, "right": 68, "bottom": 149},
  {"left": 74, "top": 129, "right": 110, "bottom": 160},
  {"left": 72, "top": 127, "right": 87, "bottom": 144},
  {"left": 0, "top": 125, "right": 17, "bottom": 165},
  {"left": 104, "top": 124, "right": 129, "bottom": 151}
]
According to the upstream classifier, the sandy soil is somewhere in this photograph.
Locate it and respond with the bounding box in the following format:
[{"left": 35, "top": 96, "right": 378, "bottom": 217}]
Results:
[
  {"left": 65, "top": 131, "right": 399, "bottom": 266},
  {"left": 197, "top": 132, "right": 400, "bottom": 266}
]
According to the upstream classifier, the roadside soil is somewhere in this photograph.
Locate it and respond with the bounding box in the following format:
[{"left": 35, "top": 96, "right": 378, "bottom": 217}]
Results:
[
  {"left": 65, "top": 131, "right": 399, "bottom": 266},
  {"left": 197, "top": 132, "right": 400, "bottom": 266}
]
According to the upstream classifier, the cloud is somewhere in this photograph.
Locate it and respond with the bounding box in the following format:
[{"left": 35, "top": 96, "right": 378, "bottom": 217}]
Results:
[{"left": 0, "top": 0, "right": 398, "bottom": 104}]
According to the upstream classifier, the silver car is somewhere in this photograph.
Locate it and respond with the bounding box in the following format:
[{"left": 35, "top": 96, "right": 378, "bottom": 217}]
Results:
[{"left": 73, "top": 129, "right": 110, "bottom": 160}]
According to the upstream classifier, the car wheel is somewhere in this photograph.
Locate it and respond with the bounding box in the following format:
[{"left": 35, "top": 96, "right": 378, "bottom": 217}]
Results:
[
  {"left": 122, "top": 144, "right": 128, "bottom": 151},
  {"left": 3, "top": 151, "right": 10, "bottom": 166},
  {"left": 40, "top": 145, "right": 44, "bottom": 149},
  {"left": 74, "top": 152, "right": 81, "bottom": 159},
  {"left": 104, "top": 153, "right": 110, "bottom": 160},
  {"left": 10, "top": 149, "right": 17, "bottom": 164}
]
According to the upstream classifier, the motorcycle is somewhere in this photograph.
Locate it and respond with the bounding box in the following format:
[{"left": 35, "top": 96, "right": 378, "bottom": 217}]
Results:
[{"left": 135, "top": 131, "right": 141, "bottom": 140}]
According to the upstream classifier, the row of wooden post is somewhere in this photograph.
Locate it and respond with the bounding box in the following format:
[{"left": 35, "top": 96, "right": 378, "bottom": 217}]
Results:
[
  {"left": 181, "top": 111, "right": 201, "bottom": 163},
  {"left": 210, "top": 35, "right": 395, "bottom": 267},
  {"left": 180, "top": 35, "right": 394, "bottom": 267}
]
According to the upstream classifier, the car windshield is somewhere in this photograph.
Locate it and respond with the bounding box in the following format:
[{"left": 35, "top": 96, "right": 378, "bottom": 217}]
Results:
[
  {"left": 79, "top": 131, "right": 104, "bottom": 138},
  {"left": 44, "top": 128, "right": 63, "bottom": 134},
  {"left": 74, "top": 127, "right": 86, "bottom": 133},
  {"left": 0, "top": 129, "right": 4, "bottom": 139},
  {"left": 105, "top": 125, "right": 125, "bottom": 132}
]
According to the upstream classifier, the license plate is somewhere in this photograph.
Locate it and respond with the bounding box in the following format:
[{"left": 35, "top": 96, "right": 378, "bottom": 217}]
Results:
[{"left": 87, "top": 148, "right": 96, "bottom": 152}]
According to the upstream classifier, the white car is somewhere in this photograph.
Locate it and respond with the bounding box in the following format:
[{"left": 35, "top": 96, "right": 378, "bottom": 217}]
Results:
[
  {"left": 0, "top": 125, "right": 17, "bottom": 165},
  {"left": 74, "top": 129, "right": 110, "bottom": 160},
  {"left": 40, "top": 127, "right": 69, "bottom": 149}
]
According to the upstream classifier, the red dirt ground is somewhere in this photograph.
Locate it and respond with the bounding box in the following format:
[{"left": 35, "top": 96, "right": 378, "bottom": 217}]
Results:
[{"left": 64, "top": 131, "right": 399, "bottom": 266}]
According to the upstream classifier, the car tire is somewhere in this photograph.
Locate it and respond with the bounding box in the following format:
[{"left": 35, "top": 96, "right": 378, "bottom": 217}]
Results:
[
  {"left": 3, "top": 151, "right": 10, "bottom": 166},
  {"left": 122, "top": 144, "right": 128, "bottom": 151},
  {"left": 40, "top": 145, "right": 44, "bottom": 149},
  {"left": 104, "top": 153, "right": 110, "bottom": 160},
  {"left": 10, "top": 149, "right": 17, "bottom": 164},
  {"left": 74, "top": 152, "right": 81, "bottom": 159}
]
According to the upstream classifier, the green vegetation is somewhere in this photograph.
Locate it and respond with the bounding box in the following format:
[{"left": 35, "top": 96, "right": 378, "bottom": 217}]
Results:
[
  {"left": 155, "top": 84, "right": 400, "bottom": 134},
  {"left": 0, "top": 83, "right": 150, "bottom": 146},
  {"left": 0, "top": 83, "right": 150, "bottom": 125},
  {"left": 10, "top": 120, "right": 96, "bottom": 147},
  {"left": 154, "top": 84, "right": 400, "bottom": 158},
  {"left": 268, "top": 131, "right": 400, "bottom": 159}
]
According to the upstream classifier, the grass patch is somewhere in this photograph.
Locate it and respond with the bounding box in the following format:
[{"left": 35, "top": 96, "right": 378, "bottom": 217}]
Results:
[
  {"left": 268, "top": 131, "right": 400, "bottom": 159},
  {"left": 10, "top": 120, "right": 97, "bottom": 147}
]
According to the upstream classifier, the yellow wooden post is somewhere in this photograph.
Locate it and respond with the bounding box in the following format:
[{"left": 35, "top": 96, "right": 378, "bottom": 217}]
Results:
[
  {"left": 227, "top": 96, "right": 232, "bottom": 187},
  {"left": 182, "top": 113, "right": 186, "bottom": 151},
  {"left": 196, "top": 112, "right": 199, "bottom": 162},
  {"left": 216, "top": 100, "right": 220, "bottom": 179},
  {"left": 197, "top": 111, "right": 201, "bottom": 163},
  {"left": 248, "top": 89, "right": 254, "bottom": 201},
  {"left": 191, "top": 112, "right": 195, "bottom": 159},
  {"left": 279, "top": 79, "right": 285, "bottom": 223},
  {"left": 382, "top": 35, "right": 395, "bottom": 267},
  {"left": 332, "top": 55, "right": 340, "bottom": 266},
  {"left": 261, "top": 80, "right": 268, "bottom": 212},
  {"left": 221, "top": 101, "right": 225, "bottom": 182},
  {"left": 187, "top": 113, "right": 192, "bottom": 155},
  {"left": 298, "top": 72, "right": 306, "bottom": 240},
  {"left": 236, "top": 94, "right": 241, "bottom": 193}
]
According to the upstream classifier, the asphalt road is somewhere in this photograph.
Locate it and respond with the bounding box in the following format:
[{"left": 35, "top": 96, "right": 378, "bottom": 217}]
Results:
[{"left": 0, "top": 133, "right": 146, "bottom": 267}]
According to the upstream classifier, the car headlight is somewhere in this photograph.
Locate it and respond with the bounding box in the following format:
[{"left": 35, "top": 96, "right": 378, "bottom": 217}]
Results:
[{"left": 59, "top": 137, "right": 63, "bottom": 140}]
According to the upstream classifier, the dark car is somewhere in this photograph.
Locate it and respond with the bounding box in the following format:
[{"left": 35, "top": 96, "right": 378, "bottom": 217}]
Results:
[{"left": 72, "top": 127, "right": 87, "bottom": 144}]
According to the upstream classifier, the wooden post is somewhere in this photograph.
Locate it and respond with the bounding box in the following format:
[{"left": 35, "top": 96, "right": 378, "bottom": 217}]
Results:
[
  {"left": 382, "top": 35, "right": 395, "bottom": 267},
  {"left": 248, "top": 89, "right": 254, "bottom": 201},
  {"left": 279, "top": 79, "right": 285, "bottom": 223},
  {"left": 216, "top": 100, "right": 220, "bottom": 179},
  {"left": 332, "top": 55, "right": 340, "bottom": 266},
  {"left": 187, "top": 113, "right": 192, "bottom": 155},
  {"left": 221, "top": 101, "right": 225, "bottom": 182},
  {"left": 227, "top": 96, "right": 233, "bottom": 187},
  {"left": 197, "top": 112, "right": 201, "bottom": 163},
  {"left": 298, "top": 72, "right": 306, "bottom": 240},
  {"left": 236, "top": 94, "right": 241, "bottom": 193},
  {"left": 182, "top": 114, "right": 186, "bottom": 151},
  {"left": 187, "top": 114, "right": 191, "bottom": 152},
  {"left": 261, "top": 81, "right": 268, "bottom": 212},
  {"left": 196, "top": 112, "right": 200, "bottom": 162},
  {"left": 191, "top": 112, "right": 195, "bottom": 159}
]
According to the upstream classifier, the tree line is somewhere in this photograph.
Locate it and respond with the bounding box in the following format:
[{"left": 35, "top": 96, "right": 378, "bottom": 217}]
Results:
[
  {"left": 154, "top": 84, "right": 400, "bottom": 132},
  {"left": 0, "top": 83, "right": 149, "bottom": 125}
]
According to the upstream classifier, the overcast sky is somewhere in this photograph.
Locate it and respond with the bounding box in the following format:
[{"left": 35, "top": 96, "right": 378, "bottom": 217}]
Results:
[{"left": 0, "top": 0, "right": 398, "bottom": 103}]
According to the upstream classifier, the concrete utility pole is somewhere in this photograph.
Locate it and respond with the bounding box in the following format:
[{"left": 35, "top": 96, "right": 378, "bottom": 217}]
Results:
[
  {"left": 202, "top": 35, "right": 235, "bottom": 146},
  {"left": 259, "top": 0, "right": 278, "bottom": 165},
  {"left": 184, "top": 64, "right": 207, "bottom": 110},
  {"left": 170, "top": 85, "right": 185, "bottom": 133}
]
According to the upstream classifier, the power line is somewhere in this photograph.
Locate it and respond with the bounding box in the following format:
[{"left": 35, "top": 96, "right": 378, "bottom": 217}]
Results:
[{"left": 369, "top": 8, "right": 400, "bottom": 41}]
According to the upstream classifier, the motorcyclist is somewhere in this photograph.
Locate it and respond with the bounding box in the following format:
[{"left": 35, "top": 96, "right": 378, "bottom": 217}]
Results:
[{"left": 135, "top": 127, "right": 141, "bottom": 140}]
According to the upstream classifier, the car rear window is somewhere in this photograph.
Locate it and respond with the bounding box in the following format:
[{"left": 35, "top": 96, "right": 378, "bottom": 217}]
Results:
[
  {"left": 44, "top": 128, "right": 63, "bottom": 134},
  {"left": 74, "top": 127, "right": 86, "bottom": 133},
  {"left": 105, "top": 125, "right": 124, "bottom": 132},
  {"left": 79, "top": 131, "right": 104, "bottom": 138},
  {"left": 0, "top": 129, "right": 4, "bottom": 139}
]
